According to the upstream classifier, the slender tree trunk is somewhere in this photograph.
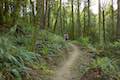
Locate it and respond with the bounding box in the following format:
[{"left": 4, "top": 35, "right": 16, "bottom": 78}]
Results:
[
  {"left": 98, "top": 0, "right": 101, "bottom": 42},
  {"left": 48, "top": 0, "right": 51, "bottom": 28},
  {"left": 60, "top": 0, "right": 63, "bottom": 35},
  {"left": 37, "top": 0, "right": 45, "bottom": 29},
  {"left": 30, "top": 0, "right": 37, "bottom": 52},
  {"left": 4, "top": 0, "right": 9, "bottom": 23},
  {"left": 10, "top": 0, "right": 20, "bottom": 26},
  {"left": 77, "top": 0, "right": 81, "bottom": 37},
  {"left": 0, "top": 0, "right": 3, "bottom": 25},
  {"left": 102, "top": 10, "right": 106, "bottom": 44},
  {"left": 83, "top": 2, "right": 86, "bottom": 37},
  {"left": 71, "top": 0, "right": 74, "bottom": 40},
  {"left": 53, "top": 6, "right": 61, "bottom": 32},
  {"left": 87, "top": 0, "right": 90, "bottom": 35},
  {"left": 63, "top": 7, "right": 66, "bottom": 33},
  {"left": 111, "top": 0, "right": 115, "bottom": 40},
  {"left": 117, "top": 0, "right": 120, "bottom": 39},
  {"left": 42, "top": 0, "right": 45, "bottom": 29},
  {"left": 45, "top": 0, "right": 48, "bottom": 29}
]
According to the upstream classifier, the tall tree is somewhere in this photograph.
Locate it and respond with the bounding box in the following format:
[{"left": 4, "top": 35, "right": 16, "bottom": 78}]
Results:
[
  {"left": 30, "top": 0, "right": 37, "bottom": 52},
  {"left": 44, "top": 0, "right": 49, "bottom": 29},
  {"left": 98, "top": 0, "right": 101, "bottom": 42},
  {"left": 60, "top": 0, "right": 63, "bottom": 35},
  {"left": 102, "top": 10, "right": 106, "bottom": 44},
  {"left": 111, "top": 0, "right": 115, "bottom": 40},
  {"left": 4, "top": 0, "right": 9, "bottom": 23},
  {"left": 53, "top": 5, "right": 61, "bottom": 32},
  {"left": 117, "top": 0, "right": 120, "bottom": 39},
  {"left": 101, "top": 1, "right": 107, "bottom": 44},
  {"left": 87, "top": 0, "right": 90, "bottom": 35},
  {"left": 0, "top": 0, "right": 3, "bottom": 25},
  {"left": 77, "top": 0, "right": 81, "bottom": 37},
  {"left": 47, "top": 0, "right": 51, "bottom": 28},
  {"left": 71, "top": 0, "right": 74, "bottom": 40},
  {"left": 37, "top": 0, "right": 45, "bottom": 29},
  {"left": 83, "top": 1, "right": 87, "bottom": 37}
]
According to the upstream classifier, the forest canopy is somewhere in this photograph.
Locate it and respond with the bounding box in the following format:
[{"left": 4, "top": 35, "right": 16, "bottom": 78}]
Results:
[{"left": 0, "top": 0, "right": 120, "bottom": 80}]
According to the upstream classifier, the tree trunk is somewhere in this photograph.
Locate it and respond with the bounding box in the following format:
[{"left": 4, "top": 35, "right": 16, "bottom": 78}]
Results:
[
  {"left": 98, "top": 0, "right": 101, "bottom": 42},
  {"left": 37, "top": 0, "right": 45, "bottom": 29},
  {"left": 117, "top": 0, "right": 120, "bottom": 39},
  {"left": 87, "top": 0, "right": 90, "bottom": 35},
  {"left": 53, "top": 6, "right": 61, "bottom": 32},
  {"left": 4, "top": 0, "right": 9, "bottom": 23},
  {"left": 0, "top": 0, "right": 3, "bottom": 25},
  {"left": 102, "top": 10, "right": 106, "bottom": 44},
  {"left": 30, "top": 0, "right": 37, "bottom": 52},
  {"left": 71, "top": 0, "right": 74, "bottom": 40},
  {"left": 83, "top": 2, "right": 86, "bottom": 37},
  {"left": 60, "top": 0, "right": 63, "bottom": 35},
  {"left": 77, "top": 0, "right": 81, "bottom": 37},
  {"left": 44, "top": 0, "right": 48, "bottom": 29},
  {"left": 111, "top": 0, "right": 115, "bottom": 40},
  {"left": 48, "top": 0, "right": 51, "bottom": 28}
]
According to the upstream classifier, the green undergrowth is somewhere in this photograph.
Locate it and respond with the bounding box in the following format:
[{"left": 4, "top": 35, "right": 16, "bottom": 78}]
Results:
[
  {"left": 0, "top": 26, "right": 69, "bottom": 80},
  {"left": 88, "top": 41, "right": 120, "bottom": 79},
  {"left": 71, "top": 37, "right": 89, "bottom": 47},
  {"left": 72, "top": 37, "right": 120, "bottom": 80}
]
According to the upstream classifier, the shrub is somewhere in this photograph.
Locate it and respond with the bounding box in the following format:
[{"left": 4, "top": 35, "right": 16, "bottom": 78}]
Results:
[
  {"left": 77, "top": 37, "right": 89, "bottom": 46},
  {"left": 0, "top": 37, "right": 41, "bottom": 80},
  {"left": 90, "top": 57, "right": 119, "bottom": 79},
  {"left": 35, "top": 30, "right": 67, "bottom": 56}
]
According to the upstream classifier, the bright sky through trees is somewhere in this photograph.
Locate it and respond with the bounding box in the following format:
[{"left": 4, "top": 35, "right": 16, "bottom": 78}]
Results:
[{"left": 62, "top": 0, "right": 117, "bottom": 14}]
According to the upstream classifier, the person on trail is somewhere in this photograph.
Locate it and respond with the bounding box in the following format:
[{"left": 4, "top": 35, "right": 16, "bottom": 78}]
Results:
[{"left": 64, "top": 33, "right": 69, "bottom": 41}]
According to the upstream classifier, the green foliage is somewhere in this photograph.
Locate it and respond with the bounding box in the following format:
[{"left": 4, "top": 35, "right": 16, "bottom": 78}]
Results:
[
  {"left": 0, "top": 25, "right": 68, "bottom": 80},
  {"left": 111, "top": 40, "right": 120, "bottom": 49},
  {"left": 77, "top": 37, "right": 89, "bottom": 46},
  {"left": 0, "top": 37, "right": 40, "bottom": 80},
  {"left": 100, "top": 41, "right": 120, "bottom": 65},
  {"left": 11, "top": 69, "right": 22, "bottom": 80},
  {"left": 35, "top": 30, "right": 67, "bottom": 56},
  {"left": 90, "top": 57, "right": 119, "bottom": 78}
]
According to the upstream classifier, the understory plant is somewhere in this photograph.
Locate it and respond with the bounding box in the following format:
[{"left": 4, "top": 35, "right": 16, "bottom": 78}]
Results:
[
  {"left": 90, "top": 57, "right": 120, "bottom": 79},
  {"left": 77, "top": 37, "right": 89, "bottom": 47},
  {"left": 0, "top": 26, "right": 68, "bottom": 80},
  {"left": 0, "top": 37, "right": 42, "bottom": 80}
]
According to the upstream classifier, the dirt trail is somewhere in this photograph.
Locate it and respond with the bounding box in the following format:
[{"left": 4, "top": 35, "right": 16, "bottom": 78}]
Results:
[{"left": 51, "top": 44, "right": 91, "bottom": 80}]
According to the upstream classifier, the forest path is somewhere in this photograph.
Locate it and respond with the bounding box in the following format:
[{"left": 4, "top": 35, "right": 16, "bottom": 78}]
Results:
[{"left": 51, "top": 43, "right": 91, "bottom": 80}]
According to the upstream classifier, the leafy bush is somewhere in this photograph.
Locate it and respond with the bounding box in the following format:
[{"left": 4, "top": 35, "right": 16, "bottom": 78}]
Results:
[
  {"left": 0, "top": 26, "right": 68, "bottom": 80},
  {"left": 77, "top": 37, "right": 89, "bottom": 46},
  {"left": 90, "top": 57, "right": 119, "bottom": 79},
  {"left": 0, "top": 37, "right": 41, "bottom": 80},
  {"left": 110, "top": 40, "right": 120, "bottom": 50},
  {"left": 35, "top": 30, "right": 67, "bottom": 56},
  {"left": 101, "top": 41, "right": 120, "bottom": 66}
]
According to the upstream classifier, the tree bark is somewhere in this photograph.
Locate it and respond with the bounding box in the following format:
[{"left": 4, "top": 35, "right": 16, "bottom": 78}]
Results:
[
  {"left": 77, "top": 0, "right": 81, "bottom": 37},
  {"left": 98, "top": 0, "right": 101, "bottom": 41},
  {"left": 47, "top": 0, "right": 51, "bottom": 28},
  {"left": 117, "top": 0, "right": 120, "bottom": 39},
  {"left": 111, "top": 0, "right": 115, "bottom": 40},
  {"left": 60, "top": 0, "right": 63, "bottom": 35},
  {"left": 0, "top": 0, "right": 3, "bottom": 25},
  {"left": 102, "top": 10, "right": 106, "bottom": 44},
  {"left": 37, "top": 0, "right": 45, "bottom": 29},
  {"left": 87, "top": 0, "right": 90, "bottom": 35},
  {"left": 71, "top": 0, "right": 74, "bottom": 40},
  {"left": 83, "top": 2, "right": 86, "bottom": 37}
]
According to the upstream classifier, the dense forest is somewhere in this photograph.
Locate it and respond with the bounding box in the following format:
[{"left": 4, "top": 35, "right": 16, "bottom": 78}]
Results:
[{"left": 0, "top": 0, "right": 120, "bottom": 80}]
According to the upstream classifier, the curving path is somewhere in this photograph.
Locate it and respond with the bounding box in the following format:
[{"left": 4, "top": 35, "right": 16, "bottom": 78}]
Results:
[{"left": 51, "top": 44, "right": 91, "bottom": 80}]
